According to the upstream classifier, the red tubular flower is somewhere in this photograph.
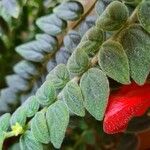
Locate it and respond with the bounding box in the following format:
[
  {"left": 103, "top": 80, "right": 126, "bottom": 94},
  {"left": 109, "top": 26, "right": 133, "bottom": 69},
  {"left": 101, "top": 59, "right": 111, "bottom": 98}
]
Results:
[{"left": 103, "top": 82, "right": 150, "bottom": 134}]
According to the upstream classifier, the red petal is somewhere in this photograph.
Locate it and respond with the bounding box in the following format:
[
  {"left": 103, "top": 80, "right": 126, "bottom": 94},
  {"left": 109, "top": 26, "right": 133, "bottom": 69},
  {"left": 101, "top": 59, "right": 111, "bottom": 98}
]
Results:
[{"left": 103, "top": 82, "right": 150, "bottom": 134}]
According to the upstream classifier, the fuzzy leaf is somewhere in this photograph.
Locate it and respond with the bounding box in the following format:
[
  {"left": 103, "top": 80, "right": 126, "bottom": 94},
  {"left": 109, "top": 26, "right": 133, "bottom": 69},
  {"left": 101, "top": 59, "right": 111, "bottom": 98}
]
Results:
[
  {"left": 46, "top": 100, "right": 69, "bottom": 149},
  {"left": 2, "top": 0, "right": 20, "bottom": 18},
  {"left": 62, "top": 81, "right": 85, "bottom": 117},
  {"left": 46, "top": 64, "right": 70, "bottom": 90},
  {"left": 80, "top": 68, "right": 109, "bottom": 120},
  {"left": 36, "top": 81, "right": 56, "bottom": 106},
  {"left": 22, "top": 96, "right": 40, "bottom": 117},
  {"left": 31, "top": 111, "right": 50, "bottom": 144},
  {"left": 0, "top": 113, "right": 11, "bottom": 131},
  {"left": 20, "top": 131, "right": 43, "bottom": 150},
  {"left": 96, "top": 1, "right": 129, "bottom": 31},
  {"left": 36, "top": 14, "right": 67, "bottom": 36},
  {"left": 53, "top": 1, "right": 83, "bottom": 21},
  {"left": 10, "top": 107, "right": 26, "bottom": 126},
  {"left": 138, "top": 0, "right": 150, "bottom": 33},
  {"left": 13, "top": 60, "right": 39, "bottom": 79},
  {"left": 80, "top": 26, "right": 104, "bottom": 56},
  {"left": 0, "top": 131, "right": 5, "bottom": 150},
  {"left": 98, "top": 40, "right": 130, "bottom": 84},
  {"left": 64, "top": 30, "right": 81, "bottom": 53},
  {"left": 120, "top": 24, "right": 150, "bottom": 85},
  {"left": 67, "top": 47, "right": 89, "bottom": 76}
]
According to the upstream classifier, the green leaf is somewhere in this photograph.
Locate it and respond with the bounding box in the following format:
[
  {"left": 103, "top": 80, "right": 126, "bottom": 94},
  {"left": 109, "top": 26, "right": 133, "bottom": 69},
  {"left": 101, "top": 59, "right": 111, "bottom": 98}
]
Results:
[
  {"left": 36, "top": 81, "right": 56, "bottom": 106},
  {"left": 2, "top": 0, "right": 20, "bottom": 18},
  {"left": 53, "top": 1, "right": 84, "bottom": 21},
  {"left": 62, "top": 81, "right": 85, "bottom": 117},
  {"left": 46, "top": 64, "right": 70, "bottom": 90},
  {"left": 31, "top": 111, "right": 50, "bottom": 144},
  {"left": 46, "top": 100, "right": 69, "bottom": 149},
  {"left": 22, "top": 96, "right": 40, "bottom": 117},
  {"left": 0, "top": 113, "right": 11, "bottom": 132},
  {"left": 67, "top": 47, "right": 90, "bottom": 76},
  {"left": 0, "top": 131, "right": 5, "bottom": 150},
  {"left": 80, "top": 68, "right": 109, "bottom": 120},
  {"left": 117, "top": 133, "right": 139, "bottom": 150},
  {"left": 80, "top": 26, "right": 104, "bottom": 56},
  {"left": 120, "top": 24, "right": 150, "bottom": 85},
  {"left": 36, "top": 14, "right": 67, "bottom": 36},
  {"left": 138, "top": 0, "right": 150, "bottom": 33},
  {"left": 96, "top": 1, "right": 129, "bottom": 31},
  {"left": 10, "top": 107, "right": 27, "bottom": 127},
  {"left": 98, "top": 40, "right": 130, "bottom": 84},
  {"left": 20, "top": 131, "right": 43, "bottom": 150}
]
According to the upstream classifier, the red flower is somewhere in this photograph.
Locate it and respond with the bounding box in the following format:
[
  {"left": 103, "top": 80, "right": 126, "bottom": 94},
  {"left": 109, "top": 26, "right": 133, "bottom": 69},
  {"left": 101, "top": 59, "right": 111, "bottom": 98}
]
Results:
[{"left": 103, "top": 82, "right": 150, "bottom": 134}]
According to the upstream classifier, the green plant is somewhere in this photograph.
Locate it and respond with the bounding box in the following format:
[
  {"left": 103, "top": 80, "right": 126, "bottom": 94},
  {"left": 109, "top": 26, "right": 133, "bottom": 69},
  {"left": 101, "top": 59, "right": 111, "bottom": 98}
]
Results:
[{"left": 0, "top": 0, "right": 150, "bottom": 149}]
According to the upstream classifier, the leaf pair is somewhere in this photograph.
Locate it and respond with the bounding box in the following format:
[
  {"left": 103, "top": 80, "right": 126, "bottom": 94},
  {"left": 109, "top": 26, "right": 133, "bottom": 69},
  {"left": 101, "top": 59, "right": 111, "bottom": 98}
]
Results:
[{"left": 31, "top": 101, "right": 69, "bottom": 149}]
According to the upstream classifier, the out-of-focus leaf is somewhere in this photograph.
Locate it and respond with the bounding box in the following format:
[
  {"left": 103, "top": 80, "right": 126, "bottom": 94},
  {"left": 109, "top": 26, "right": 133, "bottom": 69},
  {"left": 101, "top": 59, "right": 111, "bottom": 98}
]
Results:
[
  {"left": 64, "top": 30, "right": 81, "bottom": 53},
  {"left": 55, "top": 47, "right": 71, "bottom": 65},
  {"left": 36, "top": 14, "right": 67, "bottom": 36},
  {"left": 2, "top": 0, "right": 20, "bottom": 18},
  {"left": 13, "top": 61, "right": 39, "bottom": 79},
  {"left": 6, "top": 75, "right": 29, "bottom": 92},
  {"left": 53, "top": 1, "right": 84, "bottom": 21}
]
